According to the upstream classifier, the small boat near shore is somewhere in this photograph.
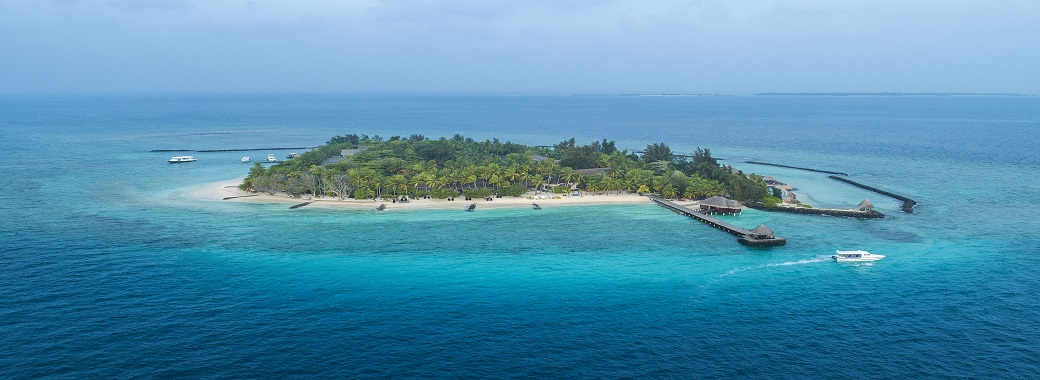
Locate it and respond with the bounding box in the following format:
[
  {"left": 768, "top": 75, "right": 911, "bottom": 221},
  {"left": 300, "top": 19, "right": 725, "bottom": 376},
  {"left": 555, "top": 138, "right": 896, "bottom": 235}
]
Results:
[
  {"left": 168, "top": 156, "right": 196, "bottom": 163},
  {"left": 376, "top": 204, "right": 386, "bottom": 211},
  {"left": 532, "top": 203, "right": 542, "bottom": 210},
  {"left": 241, "top": 156, "right": 251, "bottom": 163},
  {"left": 287, "top": 152, "right": 300, "bottom": 159},
  {"left": 266, "top": 154, "right": 277, "bottom": 163},
  {"left": 833, "top": 250, "right": 885, "bottom": 262},
  {"left": 466, "top": 203, "right": 476, "bottom": 211}
]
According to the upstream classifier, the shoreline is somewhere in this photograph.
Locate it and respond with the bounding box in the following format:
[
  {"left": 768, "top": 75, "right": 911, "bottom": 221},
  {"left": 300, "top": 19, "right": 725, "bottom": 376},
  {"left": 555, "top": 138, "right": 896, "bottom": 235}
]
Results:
[{"left": 184, "top": 178, "right": 654, "bottom": 210}]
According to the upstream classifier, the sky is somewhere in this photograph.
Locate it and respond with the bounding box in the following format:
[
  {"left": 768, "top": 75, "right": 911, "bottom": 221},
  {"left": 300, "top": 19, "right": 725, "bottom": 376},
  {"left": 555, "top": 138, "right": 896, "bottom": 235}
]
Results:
[{"left": 1, "top": 0, "right": 1038, "bottom": 94}]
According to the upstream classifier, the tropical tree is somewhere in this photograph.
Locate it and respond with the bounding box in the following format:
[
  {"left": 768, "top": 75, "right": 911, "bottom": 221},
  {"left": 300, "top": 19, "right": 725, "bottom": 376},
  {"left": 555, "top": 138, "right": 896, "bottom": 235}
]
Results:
[{"left": 661, "top": 184, "right": 678, "bottom": 199}]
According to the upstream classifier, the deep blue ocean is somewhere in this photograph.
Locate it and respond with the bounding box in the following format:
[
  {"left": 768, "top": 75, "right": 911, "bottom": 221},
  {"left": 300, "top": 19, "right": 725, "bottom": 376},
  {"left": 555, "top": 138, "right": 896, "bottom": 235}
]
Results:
[{"left": 2, "top": 94, "right": 1039, "bottom": 378}]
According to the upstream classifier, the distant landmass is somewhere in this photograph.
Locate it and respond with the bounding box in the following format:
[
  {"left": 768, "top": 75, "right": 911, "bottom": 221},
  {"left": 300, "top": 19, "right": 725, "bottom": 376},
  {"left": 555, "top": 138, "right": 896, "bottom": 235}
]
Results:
[
  {"left": 572, "top": 93, "right": 726, "bottom": 97},
  {"left": 755, "top": 92, "right": 1031, "bottom": 97}
]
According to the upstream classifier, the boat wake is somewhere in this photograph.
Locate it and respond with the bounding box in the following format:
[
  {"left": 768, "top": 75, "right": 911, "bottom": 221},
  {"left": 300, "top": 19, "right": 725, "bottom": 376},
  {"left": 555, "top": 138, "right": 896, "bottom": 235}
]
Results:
[{"left": 708, "top": 255, "right": 831, "bottom": 284}]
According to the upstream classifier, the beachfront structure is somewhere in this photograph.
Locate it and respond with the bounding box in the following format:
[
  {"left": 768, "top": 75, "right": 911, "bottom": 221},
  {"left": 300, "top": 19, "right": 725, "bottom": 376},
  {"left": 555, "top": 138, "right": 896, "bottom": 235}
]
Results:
[
  {"left": 699, "top": 196, "right": 742, "bottom": 214},
  {"left": 748, "top": 224, "right": 776, "bottom": 239},
  {"left": 321, "top": 146, "right": 370, "bottom": 166},
  {"left": 857, "top": 199, "right": 874, "bottom": 211}
]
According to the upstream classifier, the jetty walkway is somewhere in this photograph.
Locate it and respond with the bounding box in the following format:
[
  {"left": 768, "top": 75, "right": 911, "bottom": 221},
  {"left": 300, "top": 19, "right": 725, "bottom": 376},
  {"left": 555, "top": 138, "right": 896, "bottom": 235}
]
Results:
[
  {"left": 828, "top": 176, "right": 917, "bottom": 213},
  {"left": 647, "top": 195, "right": 786, "bottom": 246}
]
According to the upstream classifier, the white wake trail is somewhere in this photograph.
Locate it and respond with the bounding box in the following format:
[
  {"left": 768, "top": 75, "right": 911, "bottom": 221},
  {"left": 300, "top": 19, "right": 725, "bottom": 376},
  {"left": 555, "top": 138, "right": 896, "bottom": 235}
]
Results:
[{"left": 717, "top": 255, "right": 831, "bottom": 279}]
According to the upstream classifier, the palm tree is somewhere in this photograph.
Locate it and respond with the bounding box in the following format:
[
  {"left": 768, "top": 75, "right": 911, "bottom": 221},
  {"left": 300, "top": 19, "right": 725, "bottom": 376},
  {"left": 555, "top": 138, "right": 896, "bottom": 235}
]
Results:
[
  {"left": 530, "top": 175, "right": 544, "bottom": 191},
  {"left": 560, "top": 168, "right": 575, "bottom": 188},
  {"left": 543, "top": 158, "right": 559, "bottom": 184},
  {"left": 683, "top": 187, "right": 696, "bottom": 199},
  {"left": 661, "top": 184, "right": 678, "bottom": 199},
  {"left": 348, "top": 168, "right": 365, "bottom": 191}
]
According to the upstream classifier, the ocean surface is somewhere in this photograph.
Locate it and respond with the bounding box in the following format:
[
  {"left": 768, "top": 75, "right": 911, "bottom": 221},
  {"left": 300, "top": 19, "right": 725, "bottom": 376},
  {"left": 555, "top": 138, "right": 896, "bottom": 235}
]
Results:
[{"left": 1, "top": 94, "right": 1039, "bottom": 378}]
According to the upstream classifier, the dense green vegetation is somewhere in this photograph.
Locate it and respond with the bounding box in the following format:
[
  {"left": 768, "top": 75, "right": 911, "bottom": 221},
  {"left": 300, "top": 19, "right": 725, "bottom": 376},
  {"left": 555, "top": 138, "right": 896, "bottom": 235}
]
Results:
[{"left": 240, "top": 134, "right": 771, "bottom": 203}]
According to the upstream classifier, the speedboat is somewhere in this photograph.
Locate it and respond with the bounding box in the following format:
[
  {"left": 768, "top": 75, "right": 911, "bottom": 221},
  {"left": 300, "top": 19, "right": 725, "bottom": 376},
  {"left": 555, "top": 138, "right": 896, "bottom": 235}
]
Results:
[
  {"left": 168, "top": 156, "right": 196, "bottom": 163},
  {"left": 466, "top": 203, "right": 476, "bottom": 211},
  {"left": 532, "top": 203, "right": 542, "bottom": 210},
  {"left": 833, "top": 250, "right": 885, "bottom": 262},
  {"left": 241, "top": 156, "right": 251, "bottom": 163},
  {"left": 267, "top": 154, "right": 277, "bottom": 163},
  {"left": 287, "top": 152, "right": 300, "bottom": 159}
]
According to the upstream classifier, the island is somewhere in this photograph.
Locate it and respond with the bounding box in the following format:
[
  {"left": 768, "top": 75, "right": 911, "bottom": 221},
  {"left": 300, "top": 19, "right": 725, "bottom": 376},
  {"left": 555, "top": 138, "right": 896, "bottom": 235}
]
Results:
[{"left": 233, "top": 133, "right": 780, "bottom": 209}]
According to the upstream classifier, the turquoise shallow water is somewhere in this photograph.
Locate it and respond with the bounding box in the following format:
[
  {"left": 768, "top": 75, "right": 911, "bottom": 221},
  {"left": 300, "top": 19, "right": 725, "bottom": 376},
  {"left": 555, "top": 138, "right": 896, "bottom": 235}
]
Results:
[{"left": 1, "top": 94, "right": 1039, "bottom": 378}]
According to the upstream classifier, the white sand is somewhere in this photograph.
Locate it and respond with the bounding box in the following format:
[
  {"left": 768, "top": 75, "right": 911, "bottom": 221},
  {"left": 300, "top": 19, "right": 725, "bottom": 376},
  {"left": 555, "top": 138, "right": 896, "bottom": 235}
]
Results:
[{"left": 185, "top": 178, "right": 653, "bottom": 210}]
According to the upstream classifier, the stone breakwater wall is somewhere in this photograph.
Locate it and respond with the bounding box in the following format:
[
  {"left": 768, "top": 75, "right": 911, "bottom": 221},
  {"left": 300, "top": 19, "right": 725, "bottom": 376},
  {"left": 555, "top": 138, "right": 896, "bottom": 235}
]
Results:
[
  {"left": 744, "top": 161, "right": 849, "bottom": 176},
  {"left": 746, "top": 203, "right": 885, "bottom": 219},
  {"left": 827, "top": 176, "right": 917, "bottom": 213}
]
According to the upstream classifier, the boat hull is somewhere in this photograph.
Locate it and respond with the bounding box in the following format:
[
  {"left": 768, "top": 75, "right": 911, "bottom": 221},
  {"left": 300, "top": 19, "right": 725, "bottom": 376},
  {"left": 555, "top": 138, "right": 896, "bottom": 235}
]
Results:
[
  {"left": 833, "top": 250, "right": 884, "bottom": 262},
  {"left": 833, "top": 256, "right": 884, "bottom": 262}
]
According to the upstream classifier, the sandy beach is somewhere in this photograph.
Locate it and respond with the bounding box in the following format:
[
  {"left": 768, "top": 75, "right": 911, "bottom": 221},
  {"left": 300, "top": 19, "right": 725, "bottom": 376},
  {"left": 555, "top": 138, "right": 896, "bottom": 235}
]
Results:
[{"left": 185, "top": 178, "right": 655, "bottom": 210}]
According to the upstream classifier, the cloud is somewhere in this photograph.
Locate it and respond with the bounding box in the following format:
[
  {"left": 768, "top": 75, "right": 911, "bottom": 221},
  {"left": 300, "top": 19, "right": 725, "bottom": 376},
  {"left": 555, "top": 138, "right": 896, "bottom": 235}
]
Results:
[{"left": 0, "top": 0, "right": 1038, "bottom": 93}]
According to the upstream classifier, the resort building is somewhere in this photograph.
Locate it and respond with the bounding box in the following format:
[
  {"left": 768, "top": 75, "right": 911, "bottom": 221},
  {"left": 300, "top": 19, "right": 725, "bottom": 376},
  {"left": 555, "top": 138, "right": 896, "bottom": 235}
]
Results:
[
  {"left": 699, "top": 196, "right": 742, "bottom": 214},
  {"left": 322, "top": 146, "right": 370, "bottom": 166},
  {"left": 340, "top": 146, "right": 369, "bottom": 156}
]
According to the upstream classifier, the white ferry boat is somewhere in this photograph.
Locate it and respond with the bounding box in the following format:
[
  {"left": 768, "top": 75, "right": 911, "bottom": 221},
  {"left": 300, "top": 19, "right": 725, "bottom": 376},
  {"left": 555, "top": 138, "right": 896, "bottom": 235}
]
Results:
[
  {"left": 168, "top": 156, "right": 196, "bottom": 163},
  {"left": 241, "top": 156, "right": 251, "bottom": 163},
  {"left": 833, "top": 250, "right": 885, "bottom": 262},
  {"left": 266, "top": 154, "right": 277, "bottom": 163}
]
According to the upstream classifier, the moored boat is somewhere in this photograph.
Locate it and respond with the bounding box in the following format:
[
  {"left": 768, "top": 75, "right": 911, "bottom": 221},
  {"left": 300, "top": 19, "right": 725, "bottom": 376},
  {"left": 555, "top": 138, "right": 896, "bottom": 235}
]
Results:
[
  {"left": 267, "top": 154, "right": 277, "bottom": 163},
  {"left": 833, "top": 250, "right": 885, "bottom": 262},
  {"left": 241, "top": 156, "right": 251, "bottom": 163},
  {"left": 532, "top": 203, "right": 542, "bottom": 210},
  {"left": 466, "top": 203, "right": 476, "bottom": 211},
  {"left": 287, "top": 152, "right": 300, "bottom": 159},
  {"left": 168, "top": 156, "right": 196, "bottom": 163}
]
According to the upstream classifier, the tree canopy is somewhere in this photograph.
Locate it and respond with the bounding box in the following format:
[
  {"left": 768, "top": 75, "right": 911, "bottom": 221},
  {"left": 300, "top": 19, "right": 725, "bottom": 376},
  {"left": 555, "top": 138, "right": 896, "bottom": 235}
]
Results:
[{"left": 240, "top": 134, "right": 770, "bottom": 204}]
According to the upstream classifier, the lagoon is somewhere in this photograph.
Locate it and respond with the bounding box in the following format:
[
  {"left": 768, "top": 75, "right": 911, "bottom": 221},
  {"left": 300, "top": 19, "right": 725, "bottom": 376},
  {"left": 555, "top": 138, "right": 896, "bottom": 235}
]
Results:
[{"left": 1, "top": 94, "right": 1039, "bottom": 378}]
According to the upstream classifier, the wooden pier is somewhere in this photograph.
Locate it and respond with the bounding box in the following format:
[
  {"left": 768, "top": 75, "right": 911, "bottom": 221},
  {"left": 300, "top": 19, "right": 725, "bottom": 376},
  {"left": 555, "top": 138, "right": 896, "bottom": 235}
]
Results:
[{"left": 647, "top": 195, "right": 786, "bottom": 246}]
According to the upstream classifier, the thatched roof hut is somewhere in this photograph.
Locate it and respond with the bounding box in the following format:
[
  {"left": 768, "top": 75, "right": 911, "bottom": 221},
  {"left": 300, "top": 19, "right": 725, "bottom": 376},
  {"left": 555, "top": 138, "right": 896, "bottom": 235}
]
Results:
[
  {"left": 857, "top": 198, "right": 874, "bottom": 211},
  {"left": 749, "top": 224, "right": 775, "bottom": 238},
  {"left": 699, "top": 196, "right": 742, "bottom": 214}
]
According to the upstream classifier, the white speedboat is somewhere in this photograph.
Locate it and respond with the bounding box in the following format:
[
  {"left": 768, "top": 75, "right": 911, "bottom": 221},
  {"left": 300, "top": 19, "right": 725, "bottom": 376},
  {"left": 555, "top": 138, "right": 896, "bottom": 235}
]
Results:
[
  {"left": 267, "top": 154, "right": 277, "bottom": 163},
  {"left": 241, "top": 156, "right": 251, "bottom": 163},
  {"left": 168, "top": 156, "right": 196, "bottom": 163},
  {"left": 833, "top": 250, "right": 885, "bottom": 262},
  {"left": 287, "top": 152, "right": 300, "bottom": 159}
]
